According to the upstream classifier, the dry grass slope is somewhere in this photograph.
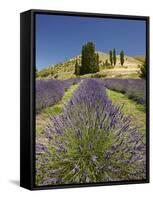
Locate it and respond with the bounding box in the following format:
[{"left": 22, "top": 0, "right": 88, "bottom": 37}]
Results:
[{"left": 37, "top": 51, "right": 144, "bottom": 80}]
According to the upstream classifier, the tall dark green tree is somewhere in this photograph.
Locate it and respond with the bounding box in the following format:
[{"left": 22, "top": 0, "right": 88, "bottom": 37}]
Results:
[
  {"left": 80, "top": 45, "right": 85, "bottom": 74},
  {"left": 120, "top": 50, "right": 124, "bottom": 66},
  {"left": 74, "top": 59, "right": 80, "bottom": 75},
  {"left": 109, "top": 50, "right": 113, "bottom": 66},
  {"left": 81, "top": 42, "right": 99, "bottom": 74},
  {"left": 96, "top": 53, "right": 99, "bottom": 72},
  {"left": 93, "top": 52, "right": 99, "bottom": 73},
  {"left": 113, "top": 48, "right": 117, "bottom": 66}
]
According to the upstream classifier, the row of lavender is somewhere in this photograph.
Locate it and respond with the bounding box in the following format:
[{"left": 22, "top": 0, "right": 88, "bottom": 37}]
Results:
[
  {"left": 36, "top": 79, "right": 146, "bottom": 186},
  {"left": 103, "top": 78, "right": 146, "bottom": 105},
  {"left": 36, "top": 78, "right": 80, "bottom": 113}
]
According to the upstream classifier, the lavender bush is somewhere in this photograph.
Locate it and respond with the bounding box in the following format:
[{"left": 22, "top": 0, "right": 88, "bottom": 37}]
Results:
[
  {"left": 36, "top": 78, "right": 81, "bottom": 113},
  {"left": 36, "top": 80, "right": 65, "bottom": 113},
  {"left": 104, "top": 78, "right": 146, "bottom": 104},
  {"left": 36, "top": 79, "right": 146, "bottom": 186}
]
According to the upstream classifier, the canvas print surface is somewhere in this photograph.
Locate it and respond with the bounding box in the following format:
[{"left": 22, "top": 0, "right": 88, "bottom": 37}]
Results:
[{"left": 35, "top": 14, "right": 147, "bottom": 186}]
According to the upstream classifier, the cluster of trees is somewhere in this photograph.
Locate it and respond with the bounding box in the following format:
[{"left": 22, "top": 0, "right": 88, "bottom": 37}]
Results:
[
  {"left": 75, "top": 43, "right": 125, "bottom": 76},
  {"left": 75, "top": 42, "right": 99, "bottom": 75},
  {"left": 109, "top": 48, "right": 124, "bottom": 66},
  {"left": 109, "top": 49, "right": 115, "bottom": 66}
]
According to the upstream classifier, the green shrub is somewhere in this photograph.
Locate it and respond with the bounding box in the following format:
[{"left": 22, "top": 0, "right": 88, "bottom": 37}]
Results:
[{"left": 139, "top": 62, "right": 146, "bottom": 79}]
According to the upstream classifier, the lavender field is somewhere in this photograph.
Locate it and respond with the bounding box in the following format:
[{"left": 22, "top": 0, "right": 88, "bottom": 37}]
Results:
[
  {"left": 104, "top": 78, "right": 146, "bottom": 105},
  {"left": 34, "top": 13, "right": 148, "bottom": 187},
  {"left": 36, "top": 78, "right": 80, "bottom": 113},
  {"left": 35, "top": 78, "right": 146, "bottom": 186}
]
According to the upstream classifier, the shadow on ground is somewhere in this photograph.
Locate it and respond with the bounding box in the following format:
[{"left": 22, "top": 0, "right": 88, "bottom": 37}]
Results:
[{"left": 9, "top": 180, "right": 20, "bottom": 186}]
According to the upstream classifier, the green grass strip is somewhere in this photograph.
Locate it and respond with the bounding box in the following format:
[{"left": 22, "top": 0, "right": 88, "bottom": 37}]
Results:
[{"left": 106, "top": 89, "right": 146, "bottom": 134}]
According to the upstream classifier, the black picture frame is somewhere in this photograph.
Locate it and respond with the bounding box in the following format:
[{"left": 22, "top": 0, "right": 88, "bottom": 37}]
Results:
[{"left": 20, "top": 9, "right": 150, "bottom": 190}]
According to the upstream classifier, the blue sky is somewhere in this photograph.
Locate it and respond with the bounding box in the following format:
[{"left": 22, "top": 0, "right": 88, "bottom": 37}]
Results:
[{"left": 36, "top": 14, "right": 146, "bottom": 70}]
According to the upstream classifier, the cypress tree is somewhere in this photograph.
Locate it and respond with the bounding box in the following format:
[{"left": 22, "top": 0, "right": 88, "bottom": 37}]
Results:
[
  {"left": 96, "top": 53, "right": 99, "bottom": 72},
  {"left": 120, "top": 50, "right": 124, "bottom": 66},
  {"left": 109, "top": 50, "right": 113, "bottom": 66},
  {"left": 113, "top": 48, "right": 117, "bottom": 66},
  {"left": 81, "top": 42, "right": 98, "bottom": 74},
  {"left": 74, "top": 59, "right": 80, "bottom": 75},
  {"left": 87, "top": 42, "right": 95, "bottom": 73},
  {"left": 81, "top": 45, "right": 85, "bottom": 74}
]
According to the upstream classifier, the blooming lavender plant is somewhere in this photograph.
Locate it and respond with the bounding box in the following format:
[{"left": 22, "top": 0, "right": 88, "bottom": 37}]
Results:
[
  {"left": 36, "top": 80, "right": 65, "bottom": 113},
  {"left": 36, "top": 79, "right": 146, "bottom": 186},
  {"left": 36, "top": 78, "right": 81, "bottom": 113},
  {"left": 104, "top": 78, "right": 146, "bottom": 105}
]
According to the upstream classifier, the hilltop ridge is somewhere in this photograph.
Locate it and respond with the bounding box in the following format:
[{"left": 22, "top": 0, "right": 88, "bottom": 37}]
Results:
[{"left": 37, "top": 51, "right": 144, "bottom": 80}]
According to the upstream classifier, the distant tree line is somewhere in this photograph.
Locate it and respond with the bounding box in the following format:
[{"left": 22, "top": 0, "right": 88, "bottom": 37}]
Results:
[{"left": 75, "top": 42, "right": 99, "bottom": 75}]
